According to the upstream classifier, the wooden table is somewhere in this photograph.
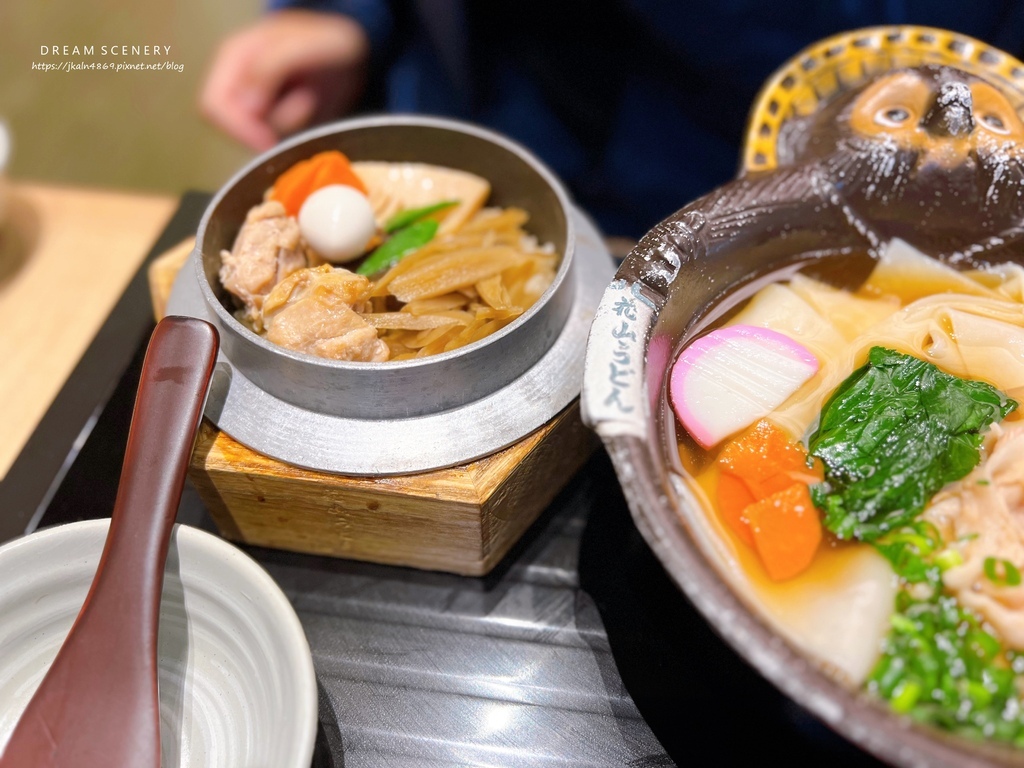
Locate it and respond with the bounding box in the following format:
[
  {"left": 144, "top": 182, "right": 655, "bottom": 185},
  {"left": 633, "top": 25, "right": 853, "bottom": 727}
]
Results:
[{"left": 0, "top": 182, "right": 176, "bottom": 480}]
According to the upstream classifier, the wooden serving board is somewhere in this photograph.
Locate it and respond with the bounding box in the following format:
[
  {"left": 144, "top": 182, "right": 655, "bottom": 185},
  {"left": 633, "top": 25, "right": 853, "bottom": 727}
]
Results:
[{"left": 150, "top": 240, "right": 597, "bottom": 575}]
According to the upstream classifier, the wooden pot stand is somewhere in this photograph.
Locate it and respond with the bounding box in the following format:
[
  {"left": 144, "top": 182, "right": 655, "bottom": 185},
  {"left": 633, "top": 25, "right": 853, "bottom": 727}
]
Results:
[{"left": 152, "top": 239, "right": 597, "bottom": 576}]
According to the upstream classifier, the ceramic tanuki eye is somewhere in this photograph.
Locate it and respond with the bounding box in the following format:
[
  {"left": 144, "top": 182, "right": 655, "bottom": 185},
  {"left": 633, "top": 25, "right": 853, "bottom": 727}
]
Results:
[
  {"left": 848, "top": 71, "right": 933, "bottom": 144},
  {"left": 971, "top": 81, "right": 1024, "bottom": 141}
]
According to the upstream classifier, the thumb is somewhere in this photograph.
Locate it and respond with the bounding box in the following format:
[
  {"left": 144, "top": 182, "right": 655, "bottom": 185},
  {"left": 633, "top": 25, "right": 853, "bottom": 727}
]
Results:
[{"left": 266, "top": 83, "right": 319, "bottom": 137}]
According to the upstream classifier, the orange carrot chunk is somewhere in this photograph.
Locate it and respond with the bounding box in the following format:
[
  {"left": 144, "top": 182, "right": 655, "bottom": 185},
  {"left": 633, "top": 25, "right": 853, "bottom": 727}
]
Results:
[
  {"left": 716, "top": 471, "right": 757, "bottom": 548},
  {"left": 271, "top": 164, "right": 315, "bottom": 215},
  {"left": 271, "top": 150, "right": 368, "bottom": 216},
  {"left": 717, "top": 419, "right": 821, "bottom": 499},
  {"left": 744, "top": 483, "right": 822, "bottom": 581}
]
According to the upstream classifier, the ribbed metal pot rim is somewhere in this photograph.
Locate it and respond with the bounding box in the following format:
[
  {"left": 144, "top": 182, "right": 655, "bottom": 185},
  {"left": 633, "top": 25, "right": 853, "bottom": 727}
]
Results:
[{"left": 169, "top": 207, "right": 611, "bottom": 475}]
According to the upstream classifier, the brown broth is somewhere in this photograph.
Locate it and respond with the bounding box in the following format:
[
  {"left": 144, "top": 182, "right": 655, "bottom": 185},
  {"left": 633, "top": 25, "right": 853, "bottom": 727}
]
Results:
[{"left": 665, "top": 247, "right": 1023, "bottom": 586}]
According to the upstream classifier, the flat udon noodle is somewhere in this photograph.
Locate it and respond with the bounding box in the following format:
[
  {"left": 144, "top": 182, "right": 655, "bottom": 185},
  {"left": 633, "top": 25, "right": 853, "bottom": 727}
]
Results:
[
  {"left": 681, "top": 242, "right": 1024, "bottom": 685},
  {"left": 367, "top": 207, "right": 557, "bottom": 359},
  {"left": 728, "top": 265, "right": 1024, "bottom": 438},
  {"left": 965, "top": 261, "right": 1024, "bottom": 303},
  {"left": 867, "top": 237, "right": 1006, "bottom": 303},
  {"left": 924, "top": 422, "right": 1024, "bottom": 649}
]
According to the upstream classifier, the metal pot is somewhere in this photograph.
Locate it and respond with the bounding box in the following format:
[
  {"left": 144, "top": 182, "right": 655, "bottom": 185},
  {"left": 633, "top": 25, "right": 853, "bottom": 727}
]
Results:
[{"left": 168, "top": 115, "right": 614, "bottom": 475}]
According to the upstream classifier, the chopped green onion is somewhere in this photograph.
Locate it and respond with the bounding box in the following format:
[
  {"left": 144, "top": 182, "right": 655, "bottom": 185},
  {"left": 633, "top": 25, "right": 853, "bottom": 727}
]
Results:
[
  {"left": 869, "top": 594, "right": 1024, "bottom": 743},
  {"left": 934, "top": 549, "right": 964, "bottom": 571},
  {"left": 888, "top": 532, "right": 935, "bottom": 553},
  {"left": 890, "top": 614, "right": 918, "bottom": 633},
  {"left": 984, "top": 557, "right": 1022, "bottom": 587},
  {"left": 968, "top": 629, "right": 1001, "bottom": 661},
  {"left": 967, "top": 680, "right": 994, "bottom": 709},
  {"left": 875, "top": 524, "right": 946, "bottom": 585},
  {"left": 891, "top": 680, "right": 922, "bottom": 713}
]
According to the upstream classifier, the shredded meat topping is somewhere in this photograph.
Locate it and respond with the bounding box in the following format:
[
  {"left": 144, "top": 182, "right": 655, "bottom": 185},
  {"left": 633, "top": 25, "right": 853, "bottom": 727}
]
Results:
[{"left": 924, "top": 421, "right": 1024, "bottom": 648}]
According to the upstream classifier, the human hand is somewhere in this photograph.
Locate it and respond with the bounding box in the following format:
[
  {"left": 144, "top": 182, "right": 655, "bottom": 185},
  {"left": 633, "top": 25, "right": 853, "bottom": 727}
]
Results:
[{"left": 200, "top": 9, "right": 370, "bottom": 150}]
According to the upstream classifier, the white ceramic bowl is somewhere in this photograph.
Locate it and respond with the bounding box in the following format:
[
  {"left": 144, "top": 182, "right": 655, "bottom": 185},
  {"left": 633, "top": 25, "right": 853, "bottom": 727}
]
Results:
[{"left": 0, "top": 520, "right": 317, "bottom": 767}]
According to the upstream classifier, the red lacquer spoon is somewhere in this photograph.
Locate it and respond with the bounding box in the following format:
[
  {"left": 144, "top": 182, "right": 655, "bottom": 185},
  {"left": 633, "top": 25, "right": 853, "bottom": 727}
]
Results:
[{"left": 0, "top": 316, "right": 219, "bottom": 768}]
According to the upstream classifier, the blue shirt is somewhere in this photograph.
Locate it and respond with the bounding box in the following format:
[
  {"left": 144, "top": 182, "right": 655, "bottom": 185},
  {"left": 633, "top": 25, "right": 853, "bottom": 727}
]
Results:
[{"left": 270, "top": 0, "right": 1024, "bottom": 237}]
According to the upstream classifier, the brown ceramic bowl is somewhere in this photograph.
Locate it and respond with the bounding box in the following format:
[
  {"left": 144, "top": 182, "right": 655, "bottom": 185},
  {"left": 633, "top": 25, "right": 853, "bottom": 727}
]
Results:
[
  {"left": 582, "top": 25, "right": 1024, "bottom": 768},
  {"left": 582, "top": 250, "right": 1024, "bottom": 768}
]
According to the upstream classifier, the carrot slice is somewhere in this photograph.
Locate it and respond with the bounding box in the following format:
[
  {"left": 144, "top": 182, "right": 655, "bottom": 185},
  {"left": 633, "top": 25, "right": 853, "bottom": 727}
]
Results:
[
  {"left": 716, "top": 471, "right": 757, "bottom": 547},
  {"left": 272, "top": 165, "right": 315, "bottom": 216},
  {"left": 312, "top": 152, "right": 367, "bottom": 195},
  {"left": 271, "top": 150, "right": 368, "bottom": 216},
  {"left": 714, "top": 419, "right": 825, "bottom": 577},
  {"left": 744, "top": 484, "right": 822, "bottom": 581}
]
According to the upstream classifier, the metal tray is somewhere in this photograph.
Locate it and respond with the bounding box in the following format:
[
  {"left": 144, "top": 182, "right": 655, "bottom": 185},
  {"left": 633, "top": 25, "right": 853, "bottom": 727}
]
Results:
[{"left": 0, "top": 195, "right": 886, "bottom": 767}]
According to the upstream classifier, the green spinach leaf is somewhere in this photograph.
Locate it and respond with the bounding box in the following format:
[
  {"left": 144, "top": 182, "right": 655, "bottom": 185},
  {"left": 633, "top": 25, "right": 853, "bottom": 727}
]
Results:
[{"left": 809, "top": 347, "right": 1016, "bottom": 541}]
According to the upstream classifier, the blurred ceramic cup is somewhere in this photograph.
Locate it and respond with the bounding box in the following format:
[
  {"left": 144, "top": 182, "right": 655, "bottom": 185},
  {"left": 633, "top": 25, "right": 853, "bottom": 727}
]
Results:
[{"left": 0, "top": 120, "right": 10, "bottom": 230}]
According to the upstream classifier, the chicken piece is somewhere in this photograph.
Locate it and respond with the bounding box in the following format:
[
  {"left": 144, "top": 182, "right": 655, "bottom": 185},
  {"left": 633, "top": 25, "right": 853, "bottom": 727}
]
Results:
[
  {"left": 923, "top": 421, "right": 1024, "bottom": 648},
  {"left": 220, "top": 201, "right": 306, "bottom": 329},
  {"left": 262, "top": 265, "right": 389, "bottom": 362}
]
